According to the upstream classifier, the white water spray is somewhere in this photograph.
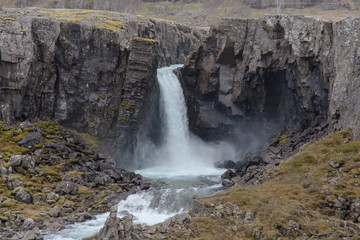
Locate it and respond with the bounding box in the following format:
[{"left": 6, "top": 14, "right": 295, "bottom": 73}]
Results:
[
  {"left": 140, "top": 65, "right": 236, "bottom": 174},
  {"left": 43, "top": 65, "right": 236, "bottom": 240}
]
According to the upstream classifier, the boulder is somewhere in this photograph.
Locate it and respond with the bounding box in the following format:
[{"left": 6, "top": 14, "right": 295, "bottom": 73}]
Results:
[
  {"left": 7, "top": 178, "right": 24, "bottom": 190},
  {"left": 221, "top": 169, "right": 235, "bottom": 180},
  {"left": 21, "top": 227, "right": 42, "bottom": 240},
  {"left": 94, "top": 173, "right": 113, "bottom": 186},
  {"left": 174, "top": 213, "right": 192, "bottom": 225},
  {"left": 49, "top": 206, "right": 61, "bottom": 218},
  {"left": 223, "top": 160, "right": 236, "bottom": 169},
  {"left": 16, "top": 187, "right": 33, "bottom": 203},
  {"left": 55, "top": 181, "right": 77, "bottom": 195},
  {"left": 140, "top": 177, "right": 151, "bottom": 190},
  {"left": 46, "top": 192, "right": 59, "bottom": 202},
  {"left": 191, "top": 198, "right": 208, "bottom": 217},
  {"left": 222, "top": 179, "right": 235, "bottom": 187},
  {"left": 23, "top": 218, "right": 35, "bottom": 230},
  {"left": 9, "top": 155, "right": 22, "bottom": 167},
  {"left": 99, "top": 204, "right": 134, "bottom": 240},
  {"left": 21, "top": 155, "right": 35, "bottom": 169},
  {"left": 19, "top": 121, "right": 35, "bottom": 130},
  {"left": 18, "top": 132, "right": 44, "bottom": 147},
  {"left": 328, "top": 161, "right": 341, "bottom": 169}
]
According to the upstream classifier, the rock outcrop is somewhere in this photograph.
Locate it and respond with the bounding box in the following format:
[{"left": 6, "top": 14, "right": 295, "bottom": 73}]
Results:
[
  {"left": 9, "top": 0, "right": 360, "bottom": 12},
  {"left": 0, "top": 8, "right": 203, "bottom": 165},
  {"left": 0, "top": 120, "right": 147, "bottom": 236},
  {"left": 180, "top": 15, "right": 360, "bottom": 142}
]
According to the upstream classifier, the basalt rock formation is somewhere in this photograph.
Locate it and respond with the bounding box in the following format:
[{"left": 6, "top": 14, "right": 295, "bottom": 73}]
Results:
[
  {"left": 0, "top": 8, "right": 203, "bottom": 165},
  {"left": 180, "top": 15, "right": 360, "bottom": 143},
  {"left": 0, "top": 120, "right": 149, "bottom": 238}
]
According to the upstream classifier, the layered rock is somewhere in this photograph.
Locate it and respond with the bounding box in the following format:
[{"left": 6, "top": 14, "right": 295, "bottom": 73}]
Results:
[
  {"left": 10, "top": 0, "right": 360, "bottom": 12},
  {"left": 0, "top": 8, "right": 203, "bottom": 165},
  {"left": 180, "top": 15, "right": 360, "bottom": 141}
]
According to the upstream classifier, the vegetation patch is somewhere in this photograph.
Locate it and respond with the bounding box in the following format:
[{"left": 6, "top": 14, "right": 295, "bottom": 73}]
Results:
[
  {"left": 0, "top": 120, "right": 134, "bottom": 233},
  {"left": 190, "top": 129, "right": 360, "bottom": 239}
]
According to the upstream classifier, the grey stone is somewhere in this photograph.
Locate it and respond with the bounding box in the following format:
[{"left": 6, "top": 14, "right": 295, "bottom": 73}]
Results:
[
  {"left": 46, "top": 192, "right": 59, "bottom": 202},
  {"left": 23, "top": 218, "right": 35, "bottom": 230},
  {"left": 55, "top": 181, "right": 77, "bottom": 195},
  {"left": 21, "top": 155, "right": 35, "bottom": 169},
  {"left": 0, "top": 9, "right": 203, "bottom": 165},
  {"left": 244, "top": 211, "right": 254, "bottom": 224},
  {"left": 222, "top": 179, "right": 235, "bottom": 187},
  {"left": 49, "top": 206, "right": 61, "bottom": 218},
  {"left": 16, "top": 187, "right": 33, "bottom": 204},
  {"left": 7, "top": 178, "right": 24, "bottom": 190},
  {"left": 18, "top": 132, "right": 44, "bottom": 147},
  {"left": 221, "top": 169, "right": 235, "bottom": 180},
  {"left": 329, "top": 161, "right": 341, "bottom": 169},
  {"left": 191, "top": 199, "right": 208, "bottom": 217},
  {"left": 19, "top": 121, "right": 35, "bottom": 130},
  {"left": 288, "top": 220, "right": 299, "bottom": 231},
  {"left": 99, "top": 204, "right": 134, "bottom": 240},
  {"left": 9, "top": 155, "right": 22, "bottom": 167}
]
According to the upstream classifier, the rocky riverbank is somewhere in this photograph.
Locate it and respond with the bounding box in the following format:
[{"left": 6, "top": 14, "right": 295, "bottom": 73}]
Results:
[
  {"left": 0, "top": 120, "right": 150, "bottom": 239},
  {"left": 92, "top": 129, "right": 360, "bottom": 240}
]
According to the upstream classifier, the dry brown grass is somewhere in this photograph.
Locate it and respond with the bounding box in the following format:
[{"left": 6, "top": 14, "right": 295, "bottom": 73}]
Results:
[{"left": 194, "top": 129, "right": 360, "bottom": 239}]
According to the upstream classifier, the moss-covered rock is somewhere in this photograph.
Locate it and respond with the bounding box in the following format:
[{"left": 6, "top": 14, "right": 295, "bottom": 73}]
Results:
[{"left": 0, "top": 121, "right": 146, "bottom": 233}]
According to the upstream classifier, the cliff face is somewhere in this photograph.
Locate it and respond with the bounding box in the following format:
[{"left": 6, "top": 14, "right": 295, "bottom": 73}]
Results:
[
  {"left": 4, "top": 0, "right": 360, "bottom": 28},
  {"left": 0, "top": 8, "right": 203, "bottom": 164},
  {"left": 180, "top": 15, "right": 360, "bottom": 140}
]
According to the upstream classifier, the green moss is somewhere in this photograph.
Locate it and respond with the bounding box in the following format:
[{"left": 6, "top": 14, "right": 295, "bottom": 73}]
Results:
[
  {"left": 78, "top": 186, "right": 93, "bottom": 195},
  {"left": 77, "top": 132, "right": 99, "bottom": 153},
  {"left": 334, "top": 141, "right": 359, "bottom": 153},
  {"left": 83, "top": 106, "right": 91, "bottom": 113},
  {"left": 107, "top": 104, "right": 117, "bottom": 113},
  {"left": 121, "top": 101, "right": 136, "bottom": 110},
  {"left": 1, "top": 199, "right": 17, "bottom": 208},
  {"left": 97, "top": 94, "right": 106, "bottom": 100},
  {"left": 94, "top": 19, "right": 125, "bottom": 32},
  {"left": 34, "top": 139, "right": 52, "bottom": 149},
  {"left": 3, "top": 162, "right": 12, "bottom": 168},
  {"left": 41, "top": 166, "right": 63, "bottom": 182},
  {"left": 132, "top": 37, "right": 159, "bottom": 43}
]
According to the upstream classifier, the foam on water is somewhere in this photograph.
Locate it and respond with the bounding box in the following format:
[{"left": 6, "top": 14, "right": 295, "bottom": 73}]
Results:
[{"left": 43, "top": 65, "right": 234, "bottom": 240}]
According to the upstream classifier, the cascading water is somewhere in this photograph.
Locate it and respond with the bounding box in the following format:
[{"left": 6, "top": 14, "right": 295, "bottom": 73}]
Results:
[{"left": 43, "top": 65, "right": 236, "bottom": 240}]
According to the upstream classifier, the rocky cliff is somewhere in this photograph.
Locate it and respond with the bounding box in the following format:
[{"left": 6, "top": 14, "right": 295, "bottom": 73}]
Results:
[
  {"left": 0, "top": 8, "right": 203, "bottom": 165},
  {"left": 180, "top": 15, "right": 360, "bottom": 143},
  {"left": 3, "top": 1, "right": 360, "bottom": 27}
]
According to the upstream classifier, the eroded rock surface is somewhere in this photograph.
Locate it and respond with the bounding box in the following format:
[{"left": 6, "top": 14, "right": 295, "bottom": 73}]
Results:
[
  {"left": 181, "top": 15, "right": 360, "bottom": 140},
  {"left": 0, "top": 8, "right": 204, "bottom": 164}
]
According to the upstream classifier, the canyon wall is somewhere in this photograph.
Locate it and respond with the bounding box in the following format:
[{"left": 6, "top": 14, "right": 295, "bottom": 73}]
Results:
[
  {"left": 0, "top": 8, "right": 203, "bottom": 164},
  {"left": 180, "top": 15, "right": 360, "bottom": 140},
  {"left": 11, "top": 0, "right": 360, "bottom": 11}
]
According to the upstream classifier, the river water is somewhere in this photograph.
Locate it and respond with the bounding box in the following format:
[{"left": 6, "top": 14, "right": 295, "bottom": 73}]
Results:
[{"left": 43, "top": 65, "right": 236, "bottom": 240}]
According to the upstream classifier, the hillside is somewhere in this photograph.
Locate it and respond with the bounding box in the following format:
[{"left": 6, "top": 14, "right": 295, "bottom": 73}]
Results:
[
  {"left": 2, "top": 0, "right": 360, "bottom": 26},
  {"left": 84, "top": 130, "right": 360, "bottom": 239},
  {"left": 185, "top": 129, "right": 360, "bottom": 239},
  {"left": 0, "top": 120, "right": 149, "bottom": 239}
]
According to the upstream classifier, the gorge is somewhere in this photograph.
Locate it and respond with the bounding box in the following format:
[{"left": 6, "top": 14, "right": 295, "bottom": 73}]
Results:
[{"left": 0, "top": 5, "right": 360, "bottom": 240}]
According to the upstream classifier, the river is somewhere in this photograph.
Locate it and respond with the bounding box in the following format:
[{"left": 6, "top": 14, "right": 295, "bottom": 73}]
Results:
[{"left": 43, "top": 65, "right": 236, "bottom": 240}]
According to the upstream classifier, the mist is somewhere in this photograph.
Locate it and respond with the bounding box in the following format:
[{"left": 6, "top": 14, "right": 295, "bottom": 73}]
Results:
[{"left": 133, "top": 65, "right": 277, "bottom": 174}]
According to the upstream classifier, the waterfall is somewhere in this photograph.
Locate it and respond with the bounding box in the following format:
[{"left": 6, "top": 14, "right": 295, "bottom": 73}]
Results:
[
  {"left": 43, "top": 65, "right": 236, "bottom": 240},
  {"left": 138, "top": 64, "right": 236, "bottom": 174}
]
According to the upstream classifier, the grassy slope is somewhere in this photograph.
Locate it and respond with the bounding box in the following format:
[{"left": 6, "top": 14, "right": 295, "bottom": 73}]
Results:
[
  {"left": 0, "top": 121, "right": 127, "bottom": 228},
  {"left": 189, "top": 129, "right": 360, "bottom": 239},
  {"left": 2, "top": 0, "right": 360, "bottom": 26}
]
